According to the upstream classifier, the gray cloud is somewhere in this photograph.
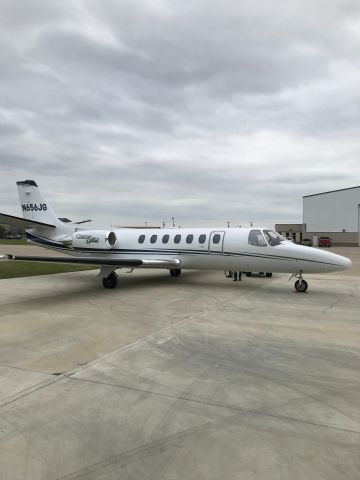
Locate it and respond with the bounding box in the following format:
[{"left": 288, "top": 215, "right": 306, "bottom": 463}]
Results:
[{"left": 1, "top": 0, "right": 360, "bottom": 228}]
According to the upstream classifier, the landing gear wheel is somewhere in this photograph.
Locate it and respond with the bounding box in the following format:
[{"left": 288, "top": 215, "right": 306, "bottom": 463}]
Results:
[
  {"left": 295, "top": 279, "right": 308, "bottom": 293},
  {"left": 266, "top": 273, "right": 273, "bottom": 278},
  {"left": 246, "top": 272, "right": 252, "bottom": 277},
  {"left": 170, "top": 269, "right": 181, "bottom": 277},
  {"left": 102, "top": 272, "right": 118, "bottom": 289}
]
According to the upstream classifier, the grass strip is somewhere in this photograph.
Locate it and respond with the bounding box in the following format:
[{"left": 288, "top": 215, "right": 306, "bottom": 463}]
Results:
[
  {"left": 0, "top": 239, "right": 28, "bottom": 245},
  {"left": 0, "top": 261, "right": 96, "bottom": 279}
]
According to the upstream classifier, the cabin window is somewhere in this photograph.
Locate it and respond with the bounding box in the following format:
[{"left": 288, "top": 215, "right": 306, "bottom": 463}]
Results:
[
  {"left": 186, "top": 234, "right": 194, "bottom": 244},
  {"left": 174, "top": 234, "right": 181, "bottom": 244},
  {"left": 199, "top": 234, "right": 206, "bottom": 244},
  {"left": 212, "top": 233, "right": 221, "bottom": 244},
  {"left": 162, "top": 234, "right": 169, "bottom": 244},
  {"left": 138, "top": 234, "right": 145, "bottom": 244},
  {"left": 248, "top": 230, "right": 267, "bottom": 247},
  {"left": 150, "top": 234, "right": 157, "bottom": 244}
]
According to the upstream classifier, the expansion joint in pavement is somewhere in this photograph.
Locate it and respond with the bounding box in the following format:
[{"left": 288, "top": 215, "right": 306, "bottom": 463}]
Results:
[{"left": 67, "top": 375, "right": 360, "bottom": 436}]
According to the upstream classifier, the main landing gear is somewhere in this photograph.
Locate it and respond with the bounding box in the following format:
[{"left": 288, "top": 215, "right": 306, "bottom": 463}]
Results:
[
  {"left": 102, "top": 271, "right": 118, "bottom": 289},
  {"left": 169, "top": 268, "right": 181, "bottom": 277},
  {"left": 291, "top": 271, "right": 308, "bottom": 293}
]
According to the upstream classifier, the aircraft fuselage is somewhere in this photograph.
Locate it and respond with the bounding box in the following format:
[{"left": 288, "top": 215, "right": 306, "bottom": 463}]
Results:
[{"left": 26, "top": 226, "right": 351, "bottom": 275}]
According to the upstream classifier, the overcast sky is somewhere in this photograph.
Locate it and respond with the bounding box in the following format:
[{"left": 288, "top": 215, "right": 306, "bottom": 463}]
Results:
[{"left": 1, "top": 0, "right": 359, "bottom": 228}]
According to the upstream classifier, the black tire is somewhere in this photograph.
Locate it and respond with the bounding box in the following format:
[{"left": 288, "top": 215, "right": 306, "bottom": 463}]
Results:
[
  {"left": 170, "top": 269, "right": 181, "bottom": 277},
  {"left": 102, "top": 272, "right": 118, "bottom": 289},
  {"left": 265, "top": 273, "right": 273, "bottom": 278},
  {"left": 294, "top": 279, "right": 308, "bottom": 293},
  {"left": 246, "top": 272, "right": 252, "bottom": 277}
]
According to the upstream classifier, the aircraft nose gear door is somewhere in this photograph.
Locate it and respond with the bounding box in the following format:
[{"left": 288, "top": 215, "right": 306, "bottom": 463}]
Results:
[{"left": 209, "top": 231, "right": 225, "bottom": 254}]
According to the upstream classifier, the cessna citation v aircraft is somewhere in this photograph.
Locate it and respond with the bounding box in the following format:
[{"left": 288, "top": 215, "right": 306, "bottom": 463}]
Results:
[{"left": 0, "top": 180, "right": 352, "bottom": 292}]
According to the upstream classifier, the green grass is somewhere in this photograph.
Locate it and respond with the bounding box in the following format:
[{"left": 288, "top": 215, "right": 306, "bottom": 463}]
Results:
[
  {"left": 0, "top": 239, "right": 97, "bottom": 278},
  {"left": 0, "top": 239, "right": 28, "bottom": 245},
  {"left": 0, "top": 262, "right": 96, "bottom": 279}
]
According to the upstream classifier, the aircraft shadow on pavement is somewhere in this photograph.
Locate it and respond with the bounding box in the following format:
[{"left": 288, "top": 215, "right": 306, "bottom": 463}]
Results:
[
  {"left": 4, "top": 270, "right": 340, "bottom": 308},
  {"left": 2, "top": 270, "right": 274, "bottom": 306}
]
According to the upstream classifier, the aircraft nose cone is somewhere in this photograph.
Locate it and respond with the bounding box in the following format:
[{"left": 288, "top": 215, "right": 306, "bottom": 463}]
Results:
[
  {"left": 340, "top": 256, "right": 352, "bottom": 270},
  {"left": 315, "top": 249, "right": 352, "bottom": 272},
  {"left": 331, "top": 253, "right": 352, "bottom": 271}
]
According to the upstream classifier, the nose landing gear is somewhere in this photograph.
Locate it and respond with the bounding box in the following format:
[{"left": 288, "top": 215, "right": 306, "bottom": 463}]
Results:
[
  {"left": 295, "top": 278, "right": 308, "bottom": 293},
  {"left": 290, "top": 271, "right": 308, "bottom": 293}
]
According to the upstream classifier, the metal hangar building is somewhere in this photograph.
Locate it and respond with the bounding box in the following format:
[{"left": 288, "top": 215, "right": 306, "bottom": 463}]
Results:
[{"left": 303, "top": 186, "right": 360, "bottom": 246}]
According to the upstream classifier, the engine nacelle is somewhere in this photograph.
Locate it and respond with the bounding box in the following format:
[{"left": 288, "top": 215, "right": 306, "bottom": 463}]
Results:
[{"left": 70, "top": 230, "right": 117, "bottom": 249}]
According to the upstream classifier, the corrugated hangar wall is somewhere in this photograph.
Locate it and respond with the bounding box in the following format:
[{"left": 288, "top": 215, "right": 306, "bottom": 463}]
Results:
[{"left": 303, "top": 186, "right": 360, "bottom": 246}]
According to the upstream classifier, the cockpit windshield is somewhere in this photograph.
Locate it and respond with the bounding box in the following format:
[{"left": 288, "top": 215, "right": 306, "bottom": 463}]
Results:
[
  {"left": 248, "top": 229, "right": 267, "bottom": 247},
  {"left": 263, "top": 230, "right": 286, "bottom": 246}
]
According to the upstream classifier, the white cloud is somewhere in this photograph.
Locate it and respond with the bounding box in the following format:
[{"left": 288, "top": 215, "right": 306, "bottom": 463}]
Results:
[{"left": 1, "top": 0, "right": 360, "bottom": 228}]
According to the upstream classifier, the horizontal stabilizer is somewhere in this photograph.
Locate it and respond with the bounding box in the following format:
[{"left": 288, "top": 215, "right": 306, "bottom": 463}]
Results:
[
  {"left": 0, "top": 213, "right": 56, "bottom": 229},
  {"left": 0, "top": 255, "right": 181, "bottom": 269},
  {"left": 73, "top": 219, "right": 92, "bottom": 224}
]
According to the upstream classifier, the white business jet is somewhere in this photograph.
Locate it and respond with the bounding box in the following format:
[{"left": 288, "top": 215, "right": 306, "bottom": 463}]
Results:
[{"left": 0, "top": 180, "right": 352, "bottom": 292}]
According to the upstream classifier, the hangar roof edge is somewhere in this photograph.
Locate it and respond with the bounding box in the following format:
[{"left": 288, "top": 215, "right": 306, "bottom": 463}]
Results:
[{"left": 303, "top": 185, "right": 360, "bottom": 198}]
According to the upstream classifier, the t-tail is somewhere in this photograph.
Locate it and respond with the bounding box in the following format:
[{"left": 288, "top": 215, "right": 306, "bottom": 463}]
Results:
[{"left": 17, "top": 180, "right": 60, "bottom": 227}]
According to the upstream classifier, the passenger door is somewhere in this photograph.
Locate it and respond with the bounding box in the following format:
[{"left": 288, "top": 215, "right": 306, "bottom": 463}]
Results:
[{"left": 208, "top": 231, "right": 225, "bottom": 253}]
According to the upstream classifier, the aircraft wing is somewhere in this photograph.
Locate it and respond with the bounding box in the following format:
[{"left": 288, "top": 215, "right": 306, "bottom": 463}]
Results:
[
  {"left": 0, "top": 213, "right": 56, "bottom": 229},
  {"left": 0, "top": 254, "right": 181, "bottom": 269}
]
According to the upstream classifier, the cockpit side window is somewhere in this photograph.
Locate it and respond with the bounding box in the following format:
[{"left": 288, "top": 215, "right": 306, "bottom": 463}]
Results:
[
  {"left": 248, "top": 229, "right": 267, "bottom": 247},
  {"left": 263, "top": 230, "right": 285, "bottom": 246}
]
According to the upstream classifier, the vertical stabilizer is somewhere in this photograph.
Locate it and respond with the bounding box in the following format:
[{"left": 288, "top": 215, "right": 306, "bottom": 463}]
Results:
[{"left": 16, "top": 180, "right": 59, "bottom": 227}]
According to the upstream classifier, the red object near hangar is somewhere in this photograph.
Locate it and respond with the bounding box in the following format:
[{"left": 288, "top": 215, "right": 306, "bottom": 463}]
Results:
[{"left": 319, "top": 236, "right": 332, "bottom": 247}]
